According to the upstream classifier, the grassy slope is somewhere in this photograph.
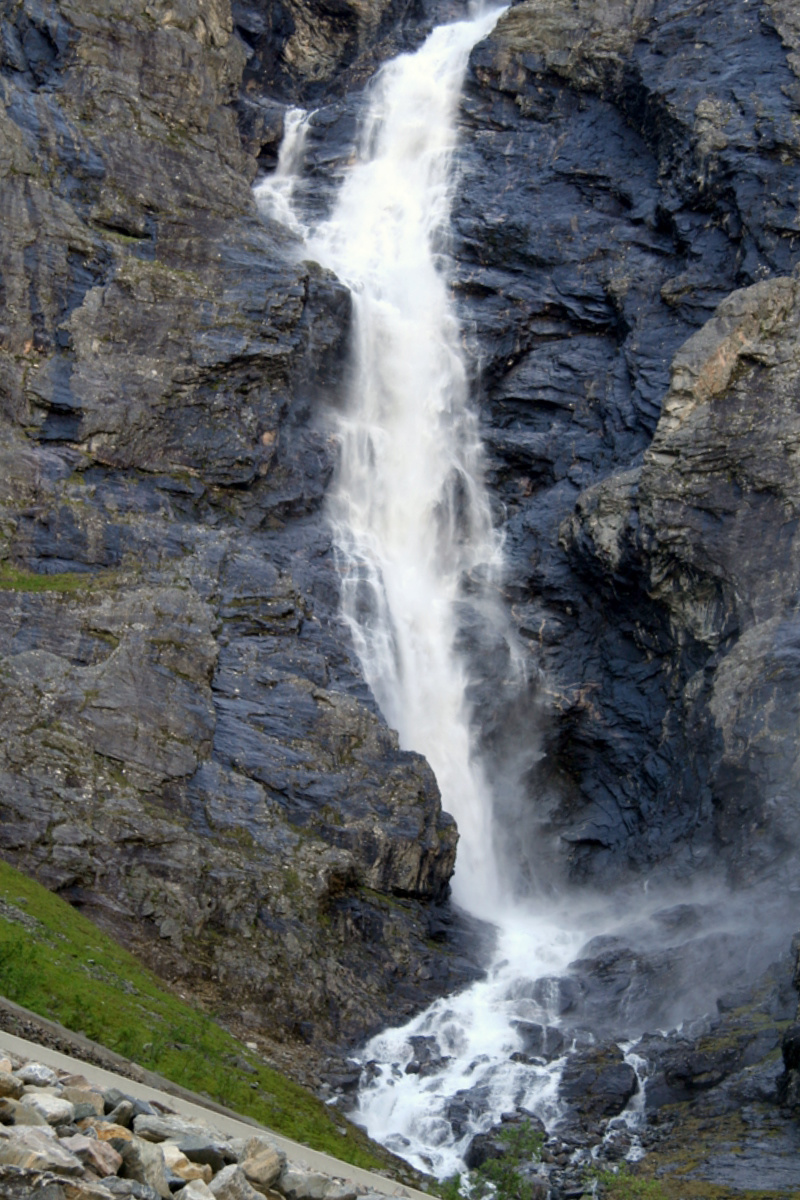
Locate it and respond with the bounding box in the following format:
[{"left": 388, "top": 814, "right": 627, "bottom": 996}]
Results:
[{"left": 0, "top": 859, "right": 399, "bottom": 1174}]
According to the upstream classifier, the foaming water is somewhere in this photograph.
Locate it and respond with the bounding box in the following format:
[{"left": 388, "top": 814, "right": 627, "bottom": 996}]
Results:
[
  {"left": 353, "top": 910, "right": 585, "bottom": 1176},
  {"left": 254, "top": 108, "right": 311, "bottom": 235}
]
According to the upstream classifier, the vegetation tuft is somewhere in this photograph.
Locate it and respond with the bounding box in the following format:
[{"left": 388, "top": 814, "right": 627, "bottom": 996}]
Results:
[
  {"left": 0, "top": 860, "right": 396, "bottom": 1173},
  {"left": 0, "top": 562, "right": 109, "bottom": 594},
  {"left": 439, "top": 1120, "right": 544, "bottom": 1200},
  {"left": 592, "top": 1166, "right": 669, "bottom": 1200},
  {"left": 589, "top": 1160, "right": 797, "bottom": 1200}
]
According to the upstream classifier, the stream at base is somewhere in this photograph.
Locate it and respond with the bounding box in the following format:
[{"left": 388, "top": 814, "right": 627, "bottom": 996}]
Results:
[{"left": 350, "top": 910, "right": 585, "bottom": 1177}]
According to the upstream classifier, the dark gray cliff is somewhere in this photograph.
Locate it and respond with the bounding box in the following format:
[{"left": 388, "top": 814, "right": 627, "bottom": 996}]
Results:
[
  {"left": 0, "top": 0, "right": 477, "bottom": 1061},
  {"left": 448, "top": 0, "right": 800, "bottom": 891}
]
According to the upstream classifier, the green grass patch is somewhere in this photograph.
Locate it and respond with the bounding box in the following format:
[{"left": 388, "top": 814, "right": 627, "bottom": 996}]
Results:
[
  {"left": 0, "top": 563, "right": 110, "bottom": 594},
  {"left": 438, "top": 1120, "right": 544, "bottom": 1200},
  {"left": 592, "top": 1165, "right": 669, "bottom": 1200},
  {"left": 0, "top": 860, "right": 398, "bottom": 1174},
  {"left": 591, "top": 1158, "right": 798, "bottom": 1200}
]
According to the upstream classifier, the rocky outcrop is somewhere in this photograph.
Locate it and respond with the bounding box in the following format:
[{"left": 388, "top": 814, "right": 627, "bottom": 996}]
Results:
[
  {"left": 438, "top": 938, "right": 800, "bottom": 1198},
  {"left": 232, "top": 0, "right": 477, "bottom": 169},
  {"left": 0, "top": 0, "right": 472, "bottom": 1057},
  {"left": 447, "top": 0, "right": 800, "bottom": 888}
]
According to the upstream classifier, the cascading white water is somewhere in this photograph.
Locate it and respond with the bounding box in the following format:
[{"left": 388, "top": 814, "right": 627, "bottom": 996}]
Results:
[
  {"left": 255, "top": 8, "right": 606, "bottom": 1179},
  {"left": 307, "top": 9, "right": 510, "bottom": 918},
  {"left": 257, "top": 18, "right": 512, "bottom": 915},
  {"left": 255, "top": 107, "right": 310, "bottom": 235}
]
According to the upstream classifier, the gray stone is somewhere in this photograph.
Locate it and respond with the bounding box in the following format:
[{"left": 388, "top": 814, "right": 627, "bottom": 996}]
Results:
[
  {"left": 209, "top": 1164, "right": 263, "bottom": 1200},
  {"left": 107, "top": 1101, "right": 136, "bottom": 1129},
  {"left": 103, "top": 1179, "right": 162, "bottom": 1200},
  {"left": 117, "top": 1137, "right": 171, "bottom": 1200},
  {"left": 60, "top": 1133, "right": 124, "bottom": 1178},
  {"left": 176, "top": 1134, "right": 232, "bottom": 1175},
  {"left": 277, "top": 1167, "right": 358, "bottom": 1200},
  {"left": 180, "top": 1183, "right": 215, "bottom": 1200},
  {"left": 14, "top": 1066, "right": 58, "bottom": 1088},
  {"left": 19, "top": 1094, "right": 75, "bottom": 1126},
  {"left": 0, "top": 1098, "right": 48, "bottom": 1127},
  {"left": 0, "top": 1074, "right": 23, "bottom": 1102},
  {"left": 0, "top": 1126, "right": 83, "bottom": 1175},
  {"left": 133, "top": 1115, "right": 217, "bottom": 1144},
  {"left": 239, "top": 1137, "right": 284, "bottom": 1191}
]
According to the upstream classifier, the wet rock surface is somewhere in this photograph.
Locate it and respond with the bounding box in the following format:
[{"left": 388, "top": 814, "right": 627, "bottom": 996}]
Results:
[
  {"left": 432, "top": 938, "right": 800, "bottom": 1198},
  {"left": 452, "top": 0, "right": 800, "bottom": 891}
]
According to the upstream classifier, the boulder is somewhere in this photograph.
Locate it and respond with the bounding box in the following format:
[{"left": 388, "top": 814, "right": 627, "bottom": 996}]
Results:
[
  {"left": 15, "top": 1065, "right": 58, "bottom": 1088},
  {"left": 133, "top": 1115, "right": 215, "bottom": 1144},
  {"left": 0, "top": 1165, "right": 111, "bottom": 1200},
  {"left": 86, "top": 1121, "right": 134, "bottom": 1144},
  {"left": 102, "top": 1179, "right": 161, "bottom": 1200},
  {"left": 557, "top": 1043, "right": 638, "bottom": 1123},
  {"left": 278, "top": 1167, "right": 358, "bottom": 1200},
  {"left": 162, "top": 1143, "right": 213, "bottom": 1184},
  {"left": 61, "top": 1088, "right": 104, "bottom": 1118},
  {"left": 60, "top": 1133, "right": 123, "bottom": 1177},
  {"left": 210, "top": 1164, "right": 263, "bottom": 1200},
  {"left": 107, "top": 1101, "right": 136, "bottom": 1129},
  {"left": 0, "top": 1098, "right": 48, "bottom": 1127},
  {"left": 239, "top": 1138, "right": 285, "bottom": 1192},
  {"left": 19, "top": 1094, "right": 75, "bottom": 1126},
  {"left": 510, "top": 1021, "right": 564, "bottom": 1062},
  {"left": 104, "top": 1092, "right": 155, "bottom": 1120},
  {"left": 181, "top": 1183, "right": 216, "bottom": 1200},
  {"left": 0, "top": 1126, "right": 83, "bottom": 1175},
  {"left": 0, "top": 1074, "right": 23, "bottom": 1102},
  {"left": 176, "top": 1134, "right": 233, "bottom": 1175},
  {"left": 117, "top": 1137, "right": 171, "bottom": 1199}
]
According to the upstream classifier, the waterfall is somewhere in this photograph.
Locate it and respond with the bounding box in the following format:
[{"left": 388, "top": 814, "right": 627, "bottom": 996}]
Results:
[
  {"left": 307, "top": 9, "right": 509, "bottom": 918},
  {"left": 255, "top": 6, "right": 588, "bottom": 1178},
  {"left": 256, "top": 18, "right": 516, "bottom": 916},
  {"left": 255, "top": 108, "right": 310, "bottom": 235}
]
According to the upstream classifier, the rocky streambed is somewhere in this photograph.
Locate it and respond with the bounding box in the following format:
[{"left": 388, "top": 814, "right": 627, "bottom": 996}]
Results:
[{"left": 338, "top": 922, "right": 800, "bottom": 1197}]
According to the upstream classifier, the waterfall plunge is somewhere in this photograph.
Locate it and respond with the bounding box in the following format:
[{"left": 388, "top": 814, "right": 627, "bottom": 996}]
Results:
[
  {"left": 309, "top": 10, "right": 509, "bottom": 920},
  {"left": 255, "top": 9, "right": 589, "bottom": 1178}
]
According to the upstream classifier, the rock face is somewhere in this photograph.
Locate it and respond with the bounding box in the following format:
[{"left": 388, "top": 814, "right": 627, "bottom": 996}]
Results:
[
  {"left": 449, "top": 0, "right": 800, "bottom": 888},
  {"left": 0, "top": 0, "right": 470, "bottom": 1056}
]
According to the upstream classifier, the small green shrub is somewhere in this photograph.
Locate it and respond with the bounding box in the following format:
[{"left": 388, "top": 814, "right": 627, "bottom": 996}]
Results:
[{"left": 472, "top": 1120, "right": 545, "bottom": 1200}]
